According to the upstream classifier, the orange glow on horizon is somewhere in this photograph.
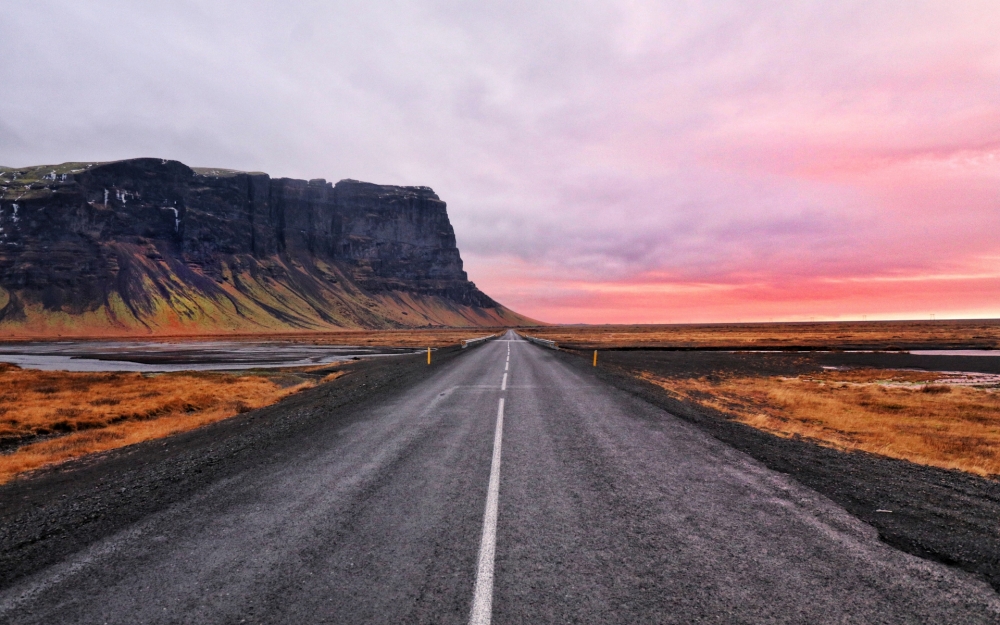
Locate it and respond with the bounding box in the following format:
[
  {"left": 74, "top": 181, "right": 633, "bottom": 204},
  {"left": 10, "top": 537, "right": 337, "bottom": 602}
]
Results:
[{"left": 466, "top": 256, "right": 1000, "bottom": 325}]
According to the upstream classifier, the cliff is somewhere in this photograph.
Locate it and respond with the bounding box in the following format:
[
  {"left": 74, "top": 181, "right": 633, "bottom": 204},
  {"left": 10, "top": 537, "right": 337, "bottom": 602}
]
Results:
[{"left": 0, "top": 158, "right": 534, "bottom": 336}]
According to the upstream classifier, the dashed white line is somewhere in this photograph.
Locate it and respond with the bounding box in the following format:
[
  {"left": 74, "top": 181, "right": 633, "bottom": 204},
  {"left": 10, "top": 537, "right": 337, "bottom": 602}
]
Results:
[
  {"left": 501, "top": 373, "right": 507, "bottom": 391},
  {"left": 469, "top": 398, "right": 505, "bottom": 625}
]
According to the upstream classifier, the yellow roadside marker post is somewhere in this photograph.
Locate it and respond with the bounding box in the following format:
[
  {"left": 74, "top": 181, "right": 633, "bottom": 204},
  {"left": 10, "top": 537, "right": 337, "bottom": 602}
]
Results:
[
  {"left": 428, "top": 347, "right": 432, "bottom": 365},
  {"left": 593, "top": 350, "right": 598, "bottom": 367}
]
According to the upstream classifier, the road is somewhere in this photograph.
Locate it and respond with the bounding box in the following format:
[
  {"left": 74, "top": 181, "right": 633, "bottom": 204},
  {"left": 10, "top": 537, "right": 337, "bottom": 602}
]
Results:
[{"left": 1, "top": 330, "right": 998, "bottom": 623}]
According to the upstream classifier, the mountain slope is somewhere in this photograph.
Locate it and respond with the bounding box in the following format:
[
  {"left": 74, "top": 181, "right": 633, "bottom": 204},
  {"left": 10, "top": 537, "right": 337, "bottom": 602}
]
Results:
[{"left": 0, "top": 159, "right": 536, "bottom": 336}]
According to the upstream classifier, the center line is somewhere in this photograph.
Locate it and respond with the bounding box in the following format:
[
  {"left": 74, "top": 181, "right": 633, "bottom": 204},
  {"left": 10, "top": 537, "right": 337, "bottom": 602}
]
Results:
[
  {"left": 504, "top": 362, "right": 508, "bottom": 371},
  {"left": 501, "top": 373, "right": 507, "bottom": 390},
  {"left": 469, "top": 398, "right": 505, "bottom": 625}
]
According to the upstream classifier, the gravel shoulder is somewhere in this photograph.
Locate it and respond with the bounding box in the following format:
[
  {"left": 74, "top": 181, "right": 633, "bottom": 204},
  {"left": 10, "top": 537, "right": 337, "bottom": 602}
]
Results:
[
  {"left": 0, "top": 346, "right": 466, "bottom": 589},
  {"left": 558, "top": 348, "right": 1000, "bottom": 593}
]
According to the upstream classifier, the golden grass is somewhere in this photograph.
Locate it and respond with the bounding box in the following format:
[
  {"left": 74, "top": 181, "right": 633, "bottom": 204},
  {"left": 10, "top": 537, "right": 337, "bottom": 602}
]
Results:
[
  {"left": 320, "top": 370, "right": 347, "bottom": 383},
  {"left": 642, "top": 369, "right": 1000, "bottom": 476},
  {"left": 526, "top": 320, "right": 1000, "bottom": 349},
  {"left": 0, "top": 364, "right": 321, "bottom": 484}
]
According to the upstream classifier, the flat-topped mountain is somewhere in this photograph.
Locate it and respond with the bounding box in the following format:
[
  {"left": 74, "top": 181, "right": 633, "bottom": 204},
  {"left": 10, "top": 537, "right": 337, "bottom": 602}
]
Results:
[{"left": 0, "top": 158, "right": 533, "bottom": 336}]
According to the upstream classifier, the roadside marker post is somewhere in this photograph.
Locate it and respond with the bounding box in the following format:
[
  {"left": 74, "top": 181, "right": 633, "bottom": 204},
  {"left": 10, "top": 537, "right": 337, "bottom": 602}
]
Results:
[
  {"left": 428, "top": 347, "right": 431, "bottom": 365},
  {"left": 593, "top": 350, "right": 598, "bottom": 367}
]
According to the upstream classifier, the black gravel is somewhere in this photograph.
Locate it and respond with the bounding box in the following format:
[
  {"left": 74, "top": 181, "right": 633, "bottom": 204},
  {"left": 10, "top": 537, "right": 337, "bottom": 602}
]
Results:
[
  {"left": 0, "top": 346, "right": 466, "bottom": 590},
  {"left": 558, "top": 348, "right": 1000, "bottom": 592},
  {"left": 2, "top": 338, "right": 998, "bottom": 623}
]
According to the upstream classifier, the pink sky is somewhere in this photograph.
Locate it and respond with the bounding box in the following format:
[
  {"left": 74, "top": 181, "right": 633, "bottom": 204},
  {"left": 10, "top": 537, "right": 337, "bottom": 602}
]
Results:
[
  {"left": 457, "top": 2, "right": 1000, "bottom": 323},
  {"left": 3, "top": 1, "right": 1000, "bottom": 323}
]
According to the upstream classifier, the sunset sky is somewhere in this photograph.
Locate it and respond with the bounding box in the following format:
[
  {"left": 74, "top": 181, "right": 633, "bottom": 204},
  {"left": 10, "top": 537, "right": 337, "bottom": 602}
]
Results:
[{"left": 3, "top": 1, "right": 999, "bottom": 323}]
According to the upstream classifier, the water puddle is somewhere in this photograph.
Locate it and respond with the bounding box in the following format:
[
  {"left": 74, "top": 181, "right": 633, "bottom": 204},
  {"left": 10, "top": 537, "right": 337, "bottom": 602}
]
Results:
[{"left": 0, "top": 341, "right": 420, "bottom": 372}]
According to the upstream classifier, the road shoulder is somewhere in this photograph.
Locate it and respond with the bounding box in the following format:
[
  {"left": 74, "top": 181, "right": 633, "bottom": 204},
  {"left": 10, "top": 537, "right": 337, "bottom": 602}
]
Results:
[{"left": 551, "top": 347, "right": 1000, "bottom": 594}]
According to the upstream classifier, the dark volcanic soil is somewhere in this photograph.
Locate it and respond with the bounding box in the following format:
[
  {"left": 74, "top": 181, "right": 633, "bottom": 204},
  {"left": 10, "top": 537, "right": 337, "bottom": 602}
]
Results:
[
  {"left": 0, "top": 346, "right": 466, "bottom": 589},
  {"left": 597, "top": 348, "right": 1000, "bottom": 378},
  {"left": 558, "top": 348, "right": 1000, "bottom": 592}
]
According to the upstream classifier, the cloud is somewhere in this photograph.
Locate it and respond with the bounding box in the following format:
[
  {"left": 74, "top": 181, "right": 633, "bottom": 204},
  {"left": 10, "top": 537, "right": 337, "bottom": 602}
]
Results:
[{"left": 2, "top": 1, "right": 999, "bottom": 322}]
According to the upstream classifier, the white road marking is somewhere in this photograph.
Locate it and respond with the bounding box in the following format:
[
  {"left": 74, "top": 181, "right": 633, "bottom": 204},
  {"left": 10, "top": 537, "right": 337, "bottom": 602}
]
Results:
[
  {"left": 501, "top": 373, "right": 507, "bottom": 390},
  {"left": 469, "top": 398, "right": 505, "bottom": 625},
  {"left": 504, "top": 362, "right": 508, "bottom": 371}
]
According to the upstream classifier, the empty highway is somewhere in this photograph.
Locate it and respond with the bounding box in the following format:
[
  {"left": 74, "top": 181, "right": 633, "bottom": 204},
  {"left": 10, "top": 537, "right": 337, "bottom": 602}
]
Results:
[{"left": 1, "top": 331, "right": 998, "bottom": 623}]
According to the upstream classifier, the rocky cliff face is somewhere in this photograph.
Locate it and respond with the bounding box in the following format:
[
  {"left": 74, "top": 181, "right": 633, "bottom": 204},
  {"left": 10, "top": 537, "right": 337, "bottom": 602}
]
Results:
[{"left": 0, "top": 158, "right": 530, "bottom": 335}]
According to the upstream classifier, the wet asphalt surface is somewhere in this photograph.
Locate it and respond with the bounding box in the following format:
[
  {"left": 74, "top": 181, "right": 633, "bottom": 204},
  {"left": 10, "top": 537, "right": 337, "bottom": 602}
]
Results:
[{"left": 2, "top": 332, "right": 999, "bottom": 623}]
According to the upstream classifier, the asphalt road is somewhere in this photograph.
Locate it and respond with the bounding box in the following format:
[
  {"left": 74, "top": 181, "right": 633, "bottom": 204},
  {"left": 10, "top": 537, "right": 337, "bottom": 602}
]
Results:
[{"left": 2, "top": 330, "right": 999, "bottom": 623}]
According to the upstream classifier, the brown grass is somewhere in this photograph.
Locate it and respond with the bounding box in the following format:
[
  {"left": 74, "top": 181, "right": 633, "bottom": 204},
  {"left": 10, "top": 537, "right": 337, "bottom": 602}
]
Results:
[
  {"left": 525, "top": 320, "right": 1000, "bottom": 350},
  {"left": 642, "top": 369, "right": 1000, "bottom": 476},
  {"left": 0, "top": 364, "right": 324, "bottom": 484}
]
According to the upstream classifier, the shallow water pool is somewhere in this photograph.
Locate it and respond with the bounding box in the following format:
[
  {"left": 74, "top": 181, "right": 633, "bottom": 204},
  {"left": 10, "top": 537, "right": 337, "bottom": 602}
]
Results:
[{"left": 0, "top": 340, "right": 419, "bottom": 372}]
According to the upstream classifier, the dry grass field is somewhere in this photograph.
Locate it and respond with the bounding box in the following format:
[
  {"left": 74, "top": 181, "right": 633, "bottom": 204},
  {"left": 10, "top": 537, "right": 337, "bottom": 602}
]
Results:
[
  {"left": 547, "top": 319, "right": 1000, "bottom": 477},
  {"left": 525, "top": 319, "right": 1000, "bottom": 350},
  {"left": 643, "top": 368, "right": 1000, "bottom": 476},
  {"left": 0, "top": 364, "right": 335, "bottom": 484},
  {"left": 0, "top": 329, "right": 498, "bottom": 483}
]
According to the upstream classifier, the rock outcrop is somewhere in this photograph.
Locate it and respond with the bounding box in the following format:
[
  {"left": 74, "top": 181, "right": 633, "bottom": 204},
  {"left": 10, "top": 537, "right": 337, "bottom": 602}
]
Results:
[{"left": 0, "top": 158, "right": 532, "bottom": 336}]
